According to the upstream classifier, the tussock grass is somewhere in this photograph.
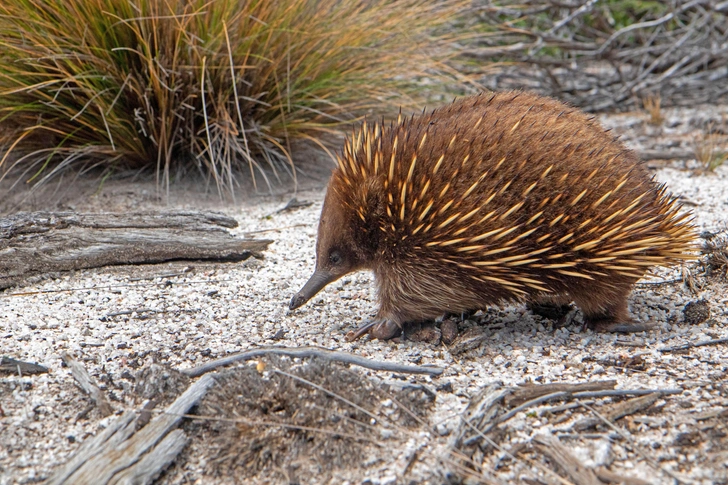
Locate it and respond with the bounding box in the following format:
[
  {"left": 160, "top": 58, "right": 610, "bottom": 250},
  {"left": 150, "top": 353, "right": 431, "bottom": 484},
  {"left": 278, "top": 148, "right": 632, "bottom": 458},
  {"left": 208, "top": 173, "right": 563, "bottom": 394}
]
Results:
[{"left": 0, "top": 0, "right": 465, "bottom": 195}]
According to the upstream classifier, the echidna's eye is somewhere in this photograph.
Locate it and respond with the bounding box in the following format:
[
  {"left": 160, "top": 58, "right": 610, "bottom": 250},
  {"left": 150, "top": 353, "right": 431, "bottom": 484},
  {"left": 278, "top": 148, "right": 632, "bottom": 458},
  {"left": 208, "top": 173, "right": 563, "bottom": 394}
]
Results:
[{"left": 329, "top": 250, "right": 342, "bottom": 265}]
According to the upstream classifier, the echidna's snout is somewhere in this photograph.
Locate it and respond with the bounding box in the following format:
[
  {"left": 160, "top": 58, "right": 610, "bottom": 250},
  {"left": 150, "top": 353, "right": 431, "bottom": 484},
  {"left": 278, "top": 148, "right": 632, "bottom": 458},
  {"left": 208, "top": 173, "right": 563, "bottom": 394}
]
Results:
[{"left": 289, "top": 269, "right": 337, "bottom": 310}]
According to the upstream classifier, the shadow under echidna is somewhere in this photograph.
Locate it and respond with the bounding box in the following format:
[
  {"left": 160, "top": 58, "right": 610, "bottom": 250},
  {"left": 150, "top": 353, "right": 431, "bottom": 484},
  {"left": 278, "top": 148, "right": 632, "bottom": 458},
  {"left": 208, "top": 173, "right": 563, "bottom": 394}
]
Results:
[{"left": 290, "top": 91, "right": 696, "bottom": 341}]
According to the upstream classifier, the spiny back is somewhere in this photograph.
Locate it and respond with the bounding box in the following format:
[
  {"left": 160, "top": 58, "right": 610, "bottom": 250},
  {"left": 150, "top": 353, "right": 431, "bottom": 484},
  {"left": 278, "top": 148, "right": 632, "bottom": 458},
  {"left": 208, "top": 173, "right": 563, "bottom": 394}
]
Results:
[{"left": 328, "top": 91, "right": 694, "bottom": 297}]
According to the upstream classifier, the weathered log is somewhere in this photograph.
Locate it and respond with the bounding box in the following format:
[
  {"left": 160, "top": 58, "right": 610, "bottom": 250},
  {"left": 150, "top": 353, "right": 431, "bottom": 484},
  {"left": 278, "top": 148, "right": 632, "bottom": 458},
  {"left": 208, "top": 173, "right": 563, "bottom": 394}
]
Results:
[
  {"left": 0, "top": 211, "right": 272, "bottom": 290},
  {"left": 46, "top": 374, "right": 217, "bottom": 485}
]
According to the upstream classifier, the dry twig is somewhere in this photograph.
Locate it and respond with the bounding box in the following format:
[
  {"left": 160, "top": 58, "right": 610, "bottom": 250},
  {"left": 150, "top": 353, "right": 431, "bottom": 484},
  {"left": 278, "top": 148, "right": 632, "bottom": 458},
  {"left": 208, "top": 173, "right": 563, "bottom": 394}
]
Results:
[
  {"left": 658, "top": 337, "right": 728, "bottom": 352},
  {"left": 181, "top": 345, "right": 444, "bottom": 378}
]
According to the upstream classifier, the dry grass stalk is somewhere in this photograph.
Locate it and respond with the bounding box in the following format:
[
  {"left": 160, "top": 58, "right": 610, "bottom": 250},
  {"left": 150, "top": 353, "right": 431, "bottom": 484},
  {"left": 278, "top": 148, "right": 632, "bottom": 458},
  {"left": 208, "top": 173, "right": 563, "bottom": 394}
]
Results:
[{"left": 643, "top": 95, "right": 664, "bottom": 126}]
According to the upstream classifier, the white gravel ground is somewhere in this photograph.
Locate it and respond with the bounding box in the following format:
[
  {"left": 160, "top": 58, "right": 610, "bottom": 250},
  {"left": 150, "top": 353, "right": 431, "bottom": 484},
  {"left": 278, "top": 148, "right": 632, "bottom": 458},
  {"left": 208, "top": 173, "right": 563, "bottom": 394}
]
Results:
[{"left": 1, "top": 105, "right": 727, "bottom": 485}]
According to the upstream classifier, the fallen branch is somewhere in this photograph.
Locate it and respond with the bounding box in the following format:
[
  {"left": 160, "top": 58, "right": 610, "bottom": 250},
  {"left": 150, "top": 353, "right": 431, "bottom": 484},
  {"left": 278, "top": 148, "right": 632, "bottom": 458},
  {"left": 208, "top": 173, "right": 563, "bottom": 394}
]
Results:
[
  {"left": 2, "top": 278, "right": 232, "bottom": 298},
  {"left": 108, "top": 429, "right": 188, "bottom": 485},
  {"left": 498, "top": 387, "right": 680, "bottom": 426},
  {"left": 570, "top": 388, "right": 683, "bottom": 399},
  {"left": 61, "top": 353, "right": 113, "bottom": 417},
  {"left": 452, "top": 382, "right": 682, "bottom": 450},
  {"left": 454, "top": 383, "right": 511, "bottom": 448},
  {"left": 181, "top": 346, "right": 445, "bottom": 378},
  {"left": 45, "top": 412, "right": 137, "bottom": 485},
  {"left": 0, "top": 210, "right": 271, "bottom": 290}
]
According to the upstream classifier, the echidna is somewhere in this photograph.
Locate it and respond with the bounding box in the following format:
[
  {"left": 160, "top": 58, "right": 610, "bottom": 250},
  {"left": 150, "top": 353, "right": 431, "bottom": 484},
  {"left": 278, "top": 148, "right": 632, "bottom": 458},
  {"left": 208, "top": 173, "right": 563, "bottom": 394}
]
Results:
[{"left": 289, "top": 91, "right": 696, "bottom": 340}]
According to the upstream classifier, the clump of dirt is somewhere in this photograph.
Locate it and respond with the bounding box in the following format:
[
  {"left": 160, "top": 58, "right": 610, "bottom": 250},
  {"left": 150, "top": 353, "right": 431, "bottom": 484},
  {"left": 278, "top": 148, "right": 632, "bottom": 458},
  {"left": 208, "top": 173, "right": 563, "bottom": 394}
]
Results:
[{"left": 185, "top": 356, "right": 434, "bottom": 483}]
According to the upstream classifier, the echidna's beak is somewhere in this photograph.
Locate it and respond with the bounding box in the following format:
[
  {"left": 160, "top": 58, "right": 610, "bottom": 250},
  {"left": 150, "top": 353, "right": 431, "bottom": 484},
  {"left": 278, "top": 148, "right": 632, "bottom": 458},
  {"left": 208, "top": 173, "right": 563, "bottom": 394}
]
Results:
[{"left": 289, "top": 270, "right": 336, "bottom": 310}]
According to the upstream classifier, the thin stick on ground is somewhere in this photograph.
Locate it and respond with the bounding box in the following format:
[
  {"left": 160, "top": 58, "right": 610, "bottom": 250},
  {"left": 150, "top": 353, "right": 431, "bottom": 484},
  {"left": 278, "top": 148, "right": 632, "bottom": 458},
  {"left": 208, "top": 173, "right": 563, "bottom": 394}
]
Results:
[
  {"left": 497, "top": 391, "right": 569, "bottom": 424},
  {"left": 572, "top": 393, "right": 662, "bottom": 432},
  {"left": 181, "top": 346, "right": 445, "bottom": 378},
  {"left": 658, "top": 337, "right": 728, "bottom": 352},
  {"left": 60, "top": 353, "right": 113, "bottom": 417},
  {"left": 570, "top": 388, "right": 683, "bottom": 399}
]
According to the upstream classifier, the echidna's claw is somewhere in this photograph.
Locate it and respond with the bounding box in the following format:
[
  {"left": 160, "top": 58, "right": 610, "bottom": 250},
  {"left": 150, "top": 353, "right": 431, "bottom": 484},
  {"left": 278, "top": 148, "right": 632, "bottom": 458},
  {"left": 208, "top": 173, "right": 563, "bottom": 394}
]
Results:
[
  {"left": 345, "top": 319, "right": 402, "bottom": 341},
  {"left": 345, "top": 321, "right": 376, "bottom": 341}
]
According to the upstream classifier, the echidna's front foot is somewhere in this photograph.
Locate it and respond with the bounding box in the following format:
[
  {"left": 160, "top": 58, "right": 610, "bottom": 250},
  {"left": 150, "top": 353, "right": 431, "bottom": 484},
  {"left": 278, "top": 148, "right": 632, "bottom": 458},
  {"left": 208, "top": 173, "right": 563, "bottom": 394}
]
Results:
[{"left": 345, "top": 319, "right": 402, "bottom": 341}]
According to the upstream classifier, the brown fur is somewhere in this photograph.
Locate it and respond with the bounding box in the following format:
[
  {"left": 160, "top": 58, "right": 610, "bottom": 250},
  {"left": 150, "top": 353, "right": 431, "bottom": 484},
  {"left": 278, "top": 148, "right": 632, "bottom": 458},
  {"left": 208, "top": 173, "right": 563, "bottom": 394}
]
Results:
[{"left": 292, "top": 91, "right": 696, "bottom": 338}]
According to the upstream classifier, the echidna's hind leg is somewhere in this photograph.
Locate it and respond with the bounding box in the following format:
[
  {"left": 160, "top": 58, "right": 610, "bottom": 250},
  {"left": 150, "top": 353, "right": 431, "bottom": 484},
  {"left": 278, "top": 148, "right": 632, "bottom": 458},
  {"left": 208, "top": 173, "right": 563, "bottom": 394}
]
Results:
[{"left": 573, "top": 285, "right": 654, "bottom": 333}]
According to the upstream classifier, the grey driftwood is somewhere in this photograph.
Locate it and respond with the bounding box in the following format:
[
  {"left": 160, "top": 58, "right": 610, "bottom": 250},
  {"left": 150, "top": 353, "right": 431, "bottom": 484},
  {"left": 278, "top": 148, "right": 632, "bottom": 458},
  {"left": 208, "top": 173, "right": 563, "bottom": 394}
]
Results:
[
  {"left": 0, "top": 211, "right": 271, "bottom": 289},
  {"left": 46, "top": 374, "right": 217, "bottom": 485}
]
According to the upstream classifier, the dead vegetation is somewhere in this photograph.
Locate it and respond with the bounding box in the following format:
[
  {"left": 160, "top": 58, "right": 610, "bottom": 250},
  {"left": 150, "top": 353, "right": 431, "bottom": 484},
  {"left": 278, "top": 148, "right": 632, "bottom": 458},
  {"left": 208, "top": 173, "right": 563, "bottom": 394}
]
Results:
[
  {"left": 445, "top": 378, "right": 727, "bottom": 485},
  {"left": 467, "top": 0, "right": 728, "bottom": 111},
  {"left": 54, "top": 351, "right": 724, "bottom": 485},
  {"left": 175, "top": 357, "right": 435, "bottom": 483}
]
